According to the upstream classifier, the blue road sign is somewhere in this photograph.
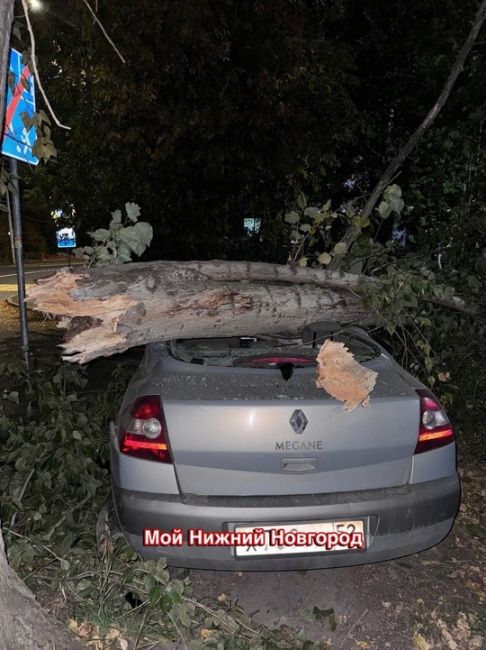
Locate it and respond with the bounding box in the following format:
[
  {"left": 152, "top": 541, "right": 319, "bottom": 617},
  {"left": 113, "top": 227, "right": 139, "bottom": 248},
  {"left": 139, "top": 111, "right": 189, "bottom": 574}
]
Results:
[
  {"left": 56, "top": 227, "right": 77, "bottom": 249},
  {"left": 1, "top": 48, "right": 38, "bottom": 164}
]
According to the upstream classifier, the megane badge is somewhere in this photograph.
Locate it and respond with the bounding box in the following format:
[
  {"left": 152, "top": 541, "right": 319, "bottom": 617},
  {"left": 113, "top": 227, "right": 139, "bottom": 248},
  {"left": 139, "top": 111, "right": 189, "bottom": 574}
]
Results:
[{"left": 290, "top": 409, "right": 308, "bottom": 434}]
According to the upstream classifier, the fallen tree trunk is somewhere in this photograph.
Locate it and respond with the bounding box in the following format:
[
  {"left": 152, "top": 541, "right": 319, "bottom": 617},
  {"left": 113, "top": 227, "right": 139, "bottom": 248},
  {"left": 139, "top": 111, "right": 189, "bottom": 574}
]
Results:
[
  {"left": 26, "top": 260, "right": 471, "bottom": 364},
  {"left": 27, "top": 260, "right": 371, "bottom": 363}
]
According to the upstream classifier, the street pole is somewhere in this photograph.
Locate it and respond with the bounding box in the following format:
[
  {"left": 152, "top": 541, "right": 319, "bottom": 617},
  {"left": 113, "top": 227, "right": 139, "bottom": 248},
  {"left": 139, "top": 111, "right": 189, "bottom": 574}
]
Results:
[
  {"left": 6, "top": 190, "right": 15, "bottom": 264},
  {"left": 9, "top": 157, "right": 31, "bottom": 370}
]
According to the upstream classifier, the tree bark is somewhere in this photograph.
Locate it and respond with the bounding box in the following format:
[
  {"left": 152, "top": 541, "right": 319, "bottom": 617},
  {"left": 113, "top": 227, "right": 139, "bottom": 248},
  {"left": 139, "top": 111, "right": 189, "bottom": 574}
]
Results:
[
  {"left": 26, "top": 260, "right": 471, "bottom": 364},
  {"left": 328, "top": 0, "right": 486, "bottom": 271},
  {"left": 0, "top": 525, "right": 84, "bottom": 650}
]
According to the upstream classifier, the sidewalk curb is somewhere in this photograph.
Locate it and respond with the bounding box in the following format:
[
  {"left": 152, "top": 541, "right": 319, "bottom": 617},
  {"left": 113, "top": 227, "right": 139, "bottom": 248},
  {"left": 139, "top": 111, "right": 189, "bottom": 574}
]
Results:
[{"left": 5, "top": 294, "right": 33, "bottom": 310}]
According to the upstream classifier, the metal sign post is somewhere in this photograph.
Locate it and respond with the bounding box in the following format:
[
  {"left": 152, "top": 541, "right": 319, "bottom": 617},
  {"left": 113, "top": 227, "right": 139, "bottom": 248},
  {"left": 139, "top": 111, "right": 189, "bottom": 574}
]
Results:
[
  {"left": 8, "top": 157, "right": 30, "bottom": 369},
  {"left": 2, "top": 48, "right": 39, "bottom": 370}
]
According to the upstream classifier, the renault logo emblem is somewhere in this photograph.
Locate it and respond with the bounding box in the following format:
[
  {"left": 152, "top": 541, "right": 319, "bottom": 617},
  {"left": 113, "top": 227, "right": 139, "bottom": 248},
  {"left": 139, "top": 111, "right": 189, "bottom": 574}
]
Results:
[{"left": 290, "top": 409, "right": 308, "bottom": 434}]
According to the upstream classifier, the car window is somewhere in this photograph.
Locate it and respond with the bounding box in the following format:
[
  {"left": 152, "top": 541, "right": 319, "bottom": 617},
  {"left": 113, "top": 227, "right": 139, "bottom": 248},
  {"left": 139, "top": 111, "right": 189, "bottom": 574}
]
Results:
[{"left": 169, "top": 332, "right": 379, "bottom": 367}]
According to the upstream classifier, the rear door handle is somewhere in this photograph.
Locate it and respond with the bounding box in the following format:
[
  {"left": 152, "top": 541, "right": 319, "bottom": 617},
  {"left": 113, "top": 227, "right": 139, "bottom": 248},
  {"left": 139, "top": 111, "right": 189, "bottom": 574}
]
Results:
[{"left": 281, "top": 458, "right": 317, "bottom": 473}]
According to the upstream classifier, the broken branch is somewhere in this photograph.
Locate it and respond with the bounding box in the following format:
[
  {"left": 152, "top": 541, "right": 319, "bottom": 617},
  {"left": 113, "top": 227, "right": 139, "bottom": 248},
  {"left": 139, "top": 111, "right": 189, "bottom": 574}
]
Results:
[
  {"left": 25, "top": 260, "right": 474, "bottom": 364},
  {"left": 329, "top": 0, "right": 486, "bottom": 271}
]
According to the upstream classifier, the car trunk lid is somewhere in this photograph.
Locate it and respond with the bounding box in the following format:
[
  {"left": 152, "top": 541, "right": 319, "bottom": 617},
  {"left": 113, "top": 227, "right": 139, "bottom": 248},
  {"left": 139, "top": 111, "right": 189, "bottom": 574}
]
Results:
[{"left": 160, "top": 338, "right": 419, "bottom": 496}]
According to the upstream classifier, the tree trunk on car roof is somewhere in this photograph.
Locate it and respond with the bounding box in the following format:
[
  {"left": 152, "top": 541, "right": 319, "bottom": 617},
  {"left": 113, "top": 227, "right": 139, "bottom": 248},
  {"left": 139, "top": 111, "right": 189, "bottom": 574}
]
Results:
[
  {"left": 26, "top": 259, "right": 469, "bottom": 364},
  {"left": 26, "top": 260, "right": 371, "bottom": 363}
]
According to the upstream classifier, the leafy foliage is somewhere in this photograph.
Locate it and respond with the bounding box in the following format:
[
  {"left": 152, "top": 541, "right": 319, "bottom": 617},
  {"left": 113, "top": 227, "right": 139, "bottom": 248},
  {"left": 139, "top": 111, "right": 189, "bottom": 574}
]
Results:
[
  {"left": 282, "top": 179, "right": 485, "bottom": 458},
  {"left": 77, "top": 202, "right": 153, "bottom": 266},
  {"left": 285, "top": 184, "right": 403, "bottom": 268},
  {"left": 0, "top": 361, "right": 327, "bottom": 648}
]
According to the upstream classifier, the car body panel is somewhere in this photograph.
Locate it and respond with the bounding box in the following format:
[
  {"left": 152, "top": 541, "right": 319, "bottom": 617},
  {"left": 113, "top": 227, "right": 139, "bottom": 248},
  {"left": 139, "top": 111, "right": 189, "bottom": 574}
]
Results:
[
  {"left": 164, "top": 396, "right": 419, "bottom": 495},
  {"left": 111, "top": 467, "right": 460, "bottom": 568},
  {"left": 111, "top": 326, "right": 460, "bottom": 569}
]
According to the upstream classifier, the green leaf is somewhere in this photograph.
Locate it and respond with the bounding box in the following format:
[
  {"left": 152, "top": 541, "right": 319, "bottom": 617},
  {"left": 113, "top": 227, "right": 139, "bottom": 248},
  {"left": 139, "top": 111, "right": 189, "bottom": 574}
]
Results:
[
  {"left": 125, "top": 202, "right": 141, "bottom": 222},
  {"left": 38, "top": 109, "right": 50, "bottom": 125},
  {"left": 116, "top": 243, "right": 132, "bottom": 263},
  {"left": 95, "top": 246, "right": 112, "bottom": 262},
  {"left": 379, "top": 184, "right": 404, "bottom": 217},
  {"left": 111, "top": 209, "right": 122, "bottom": 225},
  {"left": 297, "top": 194, "right": 307, "bottom": 210},
  {"left": 5, "top": 391, "right": 19, "bottom": 404},
  {"left": 89, "top": 228, "right": 110, "bottom": 243},
  {"left": 389, "top": 196, "right": 404, "bottom": 214},
  {"left": 134, "top": 221, "right": 153, "bottom": 246},
  {"left": 303, "top": 206, "right": 319, "bottom": 219},
  {"left": 284, "top": 211, "right": 299, "bottom": 225},
  {"left": 118, "top": 226, "right": 146, "bottom": 256},
  {"left": 317, "top": 252, "right": 331, "bottom": 265},
  {"left": 387, "top": 183, "right": 402, "bottom": 198},
  {"left": 298, "top": 257, "right": 308, "bottom": 267},
  {"left": 333, "top": 241, "right": 347, "bottom": 255},
  {"left": 20, "top": 112, "right": 33, "bottom": 130},
  {"left": 378, "top": 201, "right": 392, "bottom": 219},
  {"left": 299, "top": 223, "right": 312, "bottom": 233}
]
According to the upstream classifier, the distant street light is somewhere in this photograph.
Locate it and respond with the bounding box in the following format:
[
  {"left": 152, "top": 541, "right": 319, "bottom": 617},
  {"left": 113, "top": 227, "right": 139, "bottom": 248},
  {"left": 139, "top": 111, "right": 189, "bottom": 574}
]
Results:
[{"left": 28, "top": 0, "right": 43, "bottom": 11}]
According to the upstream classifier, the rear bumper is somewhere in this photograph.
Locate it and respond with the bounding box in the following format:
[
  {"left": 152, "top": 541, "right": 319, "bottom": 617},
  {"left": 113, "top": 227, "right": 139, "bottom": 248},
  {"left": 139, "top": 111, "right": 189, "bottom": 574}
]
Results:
[{"left": 112, "top": 473, "right": 460, "bottom": 570}]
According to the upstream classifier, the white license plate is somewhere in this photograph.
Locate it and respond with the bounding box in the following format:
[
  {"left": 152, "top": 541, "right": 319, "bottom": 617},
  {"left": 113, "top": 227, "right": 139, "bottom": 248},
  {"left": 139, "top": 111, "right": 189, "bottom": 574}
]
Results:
[{"left": 234, "top": 520, "right": 365, "bottom": 557}]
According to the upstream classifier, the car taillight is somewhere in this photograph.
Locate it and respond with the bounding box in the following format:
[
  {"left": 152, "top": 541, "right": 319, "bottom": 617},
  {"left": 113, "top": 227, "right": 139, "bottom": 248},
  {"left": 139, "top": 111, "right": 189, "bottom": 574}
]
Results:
[
  {"left": 414, "top": 389, "right": 454, "bottom": 454},
  {"left": 118, "top": 395, "right": 171, "bottom": 463}
]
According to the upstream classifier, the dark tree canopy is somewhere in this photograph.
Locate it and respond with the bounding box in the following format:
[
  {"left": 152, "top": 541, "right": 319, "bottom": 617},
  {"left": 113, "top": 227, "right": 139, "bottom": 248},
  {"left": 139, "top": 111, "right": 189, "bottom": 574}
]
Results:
[
  {"left": 26, "top": 0, "right": 360, "bottom": 260},
  {"left": 10, "top": 0, "right": 485, "bottom": 271}
]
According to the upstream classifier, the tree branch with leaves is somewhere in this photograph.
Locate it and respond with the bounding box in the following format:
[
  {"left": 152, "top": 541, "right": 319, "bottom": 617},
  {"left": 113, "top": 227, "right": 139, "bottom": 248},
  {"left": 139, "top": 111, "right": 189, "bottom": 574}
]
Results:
[{"left": 328, "top": 0, "right": 486, "bottom": 271}]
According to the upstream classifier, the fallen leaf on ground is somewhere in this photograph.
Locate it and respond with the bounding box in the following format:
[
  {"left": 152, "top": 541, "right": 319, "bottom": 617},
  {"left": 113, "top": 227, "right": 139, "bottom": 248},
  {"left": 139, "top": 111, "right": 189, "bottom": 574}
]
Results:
[{"left": 413, "top": 633, "right": 432, "bottom": 650}]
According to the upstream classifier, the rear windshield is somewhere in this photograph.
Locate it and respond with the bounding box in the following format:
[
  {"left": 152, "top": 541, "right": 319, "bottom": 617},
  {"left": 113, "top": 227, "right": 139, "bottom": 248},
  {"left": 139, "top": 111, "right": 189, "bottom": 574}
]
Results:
[{"left": 169, "top": 331, "right": 379, "bottom": 368}]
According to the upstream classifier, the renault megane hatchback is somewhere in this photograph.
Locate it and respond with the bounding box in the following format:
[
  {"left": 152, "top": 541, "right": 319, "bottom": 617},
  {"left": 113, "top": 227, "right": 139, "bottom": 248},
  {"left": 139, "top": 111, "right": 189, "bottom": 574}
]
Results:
[{"left": 110, "top": 323, "right": 460, "bottom": 570}]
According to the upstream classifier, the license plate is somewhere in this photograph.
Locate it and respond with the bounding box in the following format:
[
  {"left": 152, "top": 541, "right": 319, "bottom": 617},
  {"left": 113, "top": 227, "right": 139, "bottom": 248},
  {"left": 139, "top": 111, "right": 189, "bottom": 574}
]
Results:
[{"left": 234, "top": 520, "right": 365, "bottom": 557}]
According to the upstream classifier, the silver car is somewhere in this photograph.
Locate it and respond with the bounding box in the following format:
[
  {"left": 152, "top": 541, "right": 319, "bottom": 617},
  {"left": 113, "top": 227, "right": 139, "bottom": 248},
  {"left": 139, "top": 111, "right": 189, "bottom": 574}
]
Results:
[{"left": 110, "top": 323, "right": 460, "bottom": 570}]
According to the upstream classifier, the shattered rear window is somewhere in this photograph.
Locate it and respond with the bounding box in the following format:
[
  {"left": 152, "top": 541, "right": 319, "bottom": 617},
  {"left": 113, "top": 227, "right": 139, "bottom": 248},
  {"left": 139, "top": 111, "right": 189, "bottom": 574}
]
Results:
[{"left": 169, "top": 332, "right": 379, "bottom": 368}]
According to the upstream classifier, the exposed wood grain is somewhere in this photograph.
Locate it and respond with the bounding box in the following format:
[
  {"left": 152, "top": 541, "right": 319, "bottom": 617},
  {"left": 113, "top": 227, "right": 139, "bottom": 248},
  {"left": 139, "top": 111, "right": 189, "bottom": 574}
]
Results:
[
  {"left": 26, "top": 260, "right": 473, "bottom": 363},
  {"left": 316, "top": 340, "right": 378, "bottom": 410}
]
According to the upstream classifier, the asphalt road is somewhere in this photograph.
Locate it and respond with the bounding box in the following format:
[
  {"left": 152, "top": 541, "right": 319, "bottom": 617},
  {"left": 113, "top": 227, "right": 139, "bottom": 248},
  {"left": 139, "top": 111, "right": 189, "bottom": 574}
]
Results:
[{"left": 0, "top": 260, "right": 79, "bottom": 298}]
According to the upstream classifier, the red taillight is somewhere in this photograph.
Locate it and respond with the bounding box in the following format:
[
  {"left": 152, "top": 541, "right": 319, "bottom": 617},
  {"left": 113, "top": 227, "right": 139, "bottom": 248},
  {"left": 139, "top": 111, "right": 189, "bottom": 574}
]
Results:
[
  {"left": 415, "top": 389, "right": 454, "bottom": 454},
  {"left": 131, "top": 396, "right": 160, "bottom": 419},
  {"left": 118, "top": 395, "right": 171, "bottom": 463}
]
